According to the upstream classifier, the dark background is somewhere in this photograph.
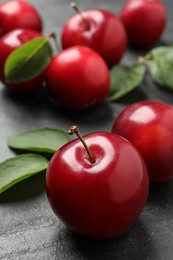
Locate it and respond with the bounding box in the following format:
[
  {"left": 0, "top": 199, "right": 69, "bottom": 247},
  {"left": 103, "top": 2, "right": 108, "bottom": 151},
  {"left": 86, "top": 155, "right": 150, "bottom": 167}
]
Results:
[{"left": 0, "top": 0, "right": 173, "bottom": 259}]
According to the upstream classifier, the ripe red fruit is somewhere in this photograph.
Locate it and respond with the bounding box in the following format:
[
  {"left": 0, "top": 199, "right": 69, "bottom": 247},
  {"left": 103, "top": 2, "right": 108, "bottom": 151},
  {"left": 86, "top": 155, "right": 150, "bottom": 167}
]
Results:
[
  {"left": 112, "top": 100, "right": 173, "bottom": 182},
  {"left": 0, "top": 29, "right": 44, "bottom": 91},
  {"left": 0, "top": 0, "right": 42, "bottom": 37},
  {"left": 46, "top": 126, "right": 149, "bottom": 239},
  {"left": 119, "top": 0, "right": 166, "bottom": 46},
  {"left": 46, "top": 46, "right": 110, "bottom": 110},
  {"left": 61, "top": 7, "right": 127, "bottom": 68}
]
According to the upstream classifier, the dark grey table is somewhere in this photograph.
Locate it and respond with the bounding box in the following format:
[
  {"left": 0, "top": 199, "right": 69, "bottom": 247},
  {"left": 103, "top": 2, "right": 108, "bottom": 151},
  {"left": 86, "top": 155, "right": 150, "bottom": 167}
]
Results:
[{"left": 0, "top": 0, "right": 173, "bottom": 259}]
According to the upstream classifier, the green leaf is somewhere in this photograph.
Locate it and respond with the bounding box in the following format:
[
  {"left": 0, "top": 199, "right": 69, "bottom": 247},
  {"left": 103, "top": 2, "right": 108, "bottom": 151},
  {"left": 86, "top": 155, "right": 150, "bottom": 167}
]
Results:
[
  {"left": 5, "top": 37, "right": 52, "bottom": 83},
  {"left": 7, "top": 128, "right": 71, "bottom": 153},
  {"left": 109, "top": 64, "right": 145, "bottom": 101},
  {"left": 148, "top": 46, "right": 173, "bottom": 89},
  {"left": 0, "top": 154, "right": 49, "bottom": 194}
]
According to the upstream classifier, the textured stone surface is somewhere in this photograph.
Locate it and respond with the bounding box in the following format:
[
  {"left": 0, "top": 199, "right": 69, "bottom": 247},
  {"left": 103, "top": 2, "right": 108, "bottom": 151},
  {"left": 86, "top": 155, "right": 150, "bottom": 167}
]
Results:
[{"left": 0, "top": 0, "right": 173, "bottom": 259}]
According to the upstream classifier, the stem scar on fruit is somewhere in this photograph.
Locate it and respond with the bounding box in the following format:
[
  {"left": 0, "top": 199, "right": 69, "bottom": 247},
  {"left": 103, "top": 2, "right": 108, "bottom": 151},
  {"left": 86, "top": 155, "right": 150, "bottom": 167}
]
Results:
[
  {"left": 70, "top": 2, "right": 90, "bottom": 30},
  {"left": 68, "top": 125, "right": 95, "bottom": 164}
]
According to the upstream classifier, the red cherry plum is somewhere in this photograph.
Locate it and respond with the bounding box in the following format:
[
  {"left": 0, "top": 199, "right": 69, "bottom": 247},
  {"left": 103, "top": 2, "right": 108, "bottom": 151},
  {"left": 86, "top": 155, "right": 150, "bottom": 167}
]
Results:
[
  {"left": 112, "top": 100, "right": 173, "bottom": 182},
  {"left": 62, "top": 9, "right": 127, "bottom": 68},
  {"left": 0, "top": 0, "right": 42, "bottom": 36},
  {"left": 46, "top": 46, "right": 110, "bottom": 109},
  {"left": 0, "top": 29, "right": 45, "bottom": 91},
  {"left": 120, "top": 0, "right": 166, "bottom": 46},
  {"left": 46, "top": 130, "right": 149, "bottom": 239}
]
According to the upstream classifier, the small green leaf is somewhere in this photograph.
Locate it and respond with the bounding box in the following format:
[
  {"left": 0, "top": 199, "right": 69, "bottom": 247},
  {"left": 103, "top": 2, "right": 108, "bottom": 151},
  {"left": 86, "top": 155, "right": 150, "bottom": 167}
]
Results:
[
  {"left": 148, "top": 46, "right": 173, "bottom": 89},
  {"left": 109, "top": 64, "right": 145, "bottom": 101},
  {"left": 7, "top": 128, "right": 71, "bottom": 153},
  {"left": 0, "top": 154, "right": 49, "bottom": 194},
  {"left": 5, "top": 37, "right": 52, "bottom": 83}
]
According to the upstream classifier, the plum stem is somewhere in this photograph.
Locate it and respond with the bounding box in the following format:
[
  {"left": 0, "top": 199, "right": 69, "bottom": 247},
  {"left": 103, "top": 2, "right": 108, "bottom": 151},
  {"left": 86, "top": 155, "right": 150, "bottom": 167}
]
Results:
[
  {"left": 70, "top": 2, "right": 90, "bottom": 30},
  {"left": 138, "top": 52, "right": 154, "bottom": 64},
  {"left": 68, "top": 125, "right": 95, "bottom": 164},
  {"left": 48, "top": 32, "right": 62, "bottom": 53}
]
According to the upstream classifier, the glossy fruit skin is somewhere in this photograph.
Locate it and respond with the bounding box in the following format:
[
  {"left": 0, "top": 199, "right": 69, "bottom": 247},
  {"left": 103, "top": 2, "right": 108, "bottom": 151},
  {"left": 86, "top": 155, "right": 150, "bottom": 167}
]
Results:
[
  {"left": 46, "top": 46, "right": 110, "bottom": 110},
  {"left": 61, "top": 9, "right": 127, "bottom": 68},
  {"left": 120, "top": 0, "right": 166, "bottom": 46},
  {"left": 112, "top": 100, "right": 173, "bottom": 182},
  {"left": 0, "top": 29, "right": 44, "bottom": 91},
  {"left": 0, "top": 0, "right": 42, "bottom": 37},
  {"left": 46, "top": 132, "right": 149, "bottom": 239}
]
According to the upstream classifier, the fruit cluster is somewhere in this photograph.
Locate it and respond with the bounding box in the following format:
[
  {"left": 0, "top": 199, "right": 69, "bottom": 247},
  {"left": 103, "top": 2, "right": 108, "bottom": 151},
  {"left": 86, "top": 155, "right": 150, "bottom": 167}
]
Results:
[
  {"left": 0, "top": 0, "right": 171, "bottom": 241},
  {"left": 0, "top": 0, "right": 167, "bottom": 109},
  {"left": 47, "top": 100, "right": 173, "bottom": 239}
]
